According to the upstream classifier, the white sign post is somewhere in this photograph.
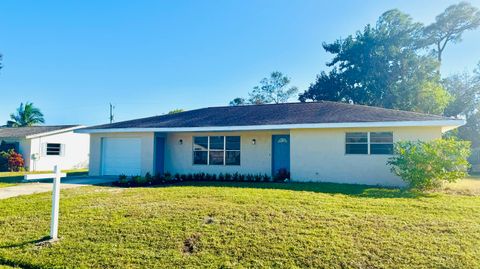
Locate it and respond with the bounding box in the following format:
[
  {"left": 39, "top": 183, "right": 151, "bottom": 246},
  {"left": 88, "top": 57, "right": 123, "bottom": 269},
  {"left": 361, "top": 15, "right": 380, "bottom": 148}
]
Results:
[{"left": 24, "top": 165, "right": 66, "bottom": 241}]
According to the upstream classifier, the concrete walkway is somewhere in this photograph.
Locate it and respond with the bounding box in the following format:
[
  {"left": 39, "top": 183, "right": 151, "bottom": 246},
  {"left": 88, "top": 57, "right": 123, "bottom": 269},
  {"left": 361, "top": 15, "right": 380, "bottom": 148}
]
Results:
[{"left": 0, "top": 177, "right": 117, "bottom": 200}]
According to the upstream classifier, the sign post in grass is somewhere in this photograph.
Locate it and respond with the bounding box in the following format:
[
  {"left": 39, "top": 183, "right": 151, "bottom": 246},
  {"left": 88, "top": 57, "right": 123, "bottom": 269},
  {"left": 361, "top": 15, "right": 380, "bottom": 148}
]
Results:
[{"left": 24, "top": 165, "right": 66, "bottom": 241}]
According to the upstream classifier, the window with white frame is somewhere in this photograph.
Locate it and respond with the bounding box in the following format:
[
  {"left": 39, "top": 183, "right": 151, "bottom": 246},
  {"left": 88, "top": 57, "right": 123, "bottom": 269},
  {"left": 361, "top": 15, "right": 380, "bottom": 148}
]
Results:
[
  {"left": 45, "top": 143, "right": 64, "bottom": 156},
  {"left": 370, "top": 132, "right": 393, "bottom": 154},
  {"left": 345, "top": 132, "right": 393, "bottom": 155},
  {"left": 193, "top": 136, "right": 240, "bottom": 165},
  {"left": 345, "top": 132, "right": 368, "bottom": 154}
]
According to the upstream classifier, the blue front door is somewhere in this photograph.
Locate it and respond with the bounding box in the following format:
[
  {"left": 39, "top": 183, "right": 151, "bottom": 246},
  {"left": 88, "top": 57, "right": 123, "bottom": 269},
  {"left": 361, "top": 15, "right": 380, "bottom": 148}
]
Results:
[
  {"left": 272, "top": 135, "right": 290, "bottom": 176},
  {"left": 155, "top": 137, "right": 165, "bottom": 175}
]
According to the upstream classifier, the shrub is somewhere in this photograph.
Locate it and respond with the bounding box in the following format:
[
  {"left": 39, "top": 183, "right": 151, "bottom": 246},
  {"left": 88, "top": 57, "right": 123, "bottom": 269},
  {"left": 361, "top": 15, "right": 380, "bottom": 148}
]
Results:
[
  {"left": 274, "top": 168, "right": 290, "bottom": 182},
  {"left": 131, "top": 175, "right": 145, "bottom": 186},
  {"left": 114, "top": 171, "right": 285, "bottom": 187},
  {"left": 0, "top": 149, "right": 25, "bottom": 172},
  {"left": 387, "top": 139, "right": 471, "bottom": 190}
]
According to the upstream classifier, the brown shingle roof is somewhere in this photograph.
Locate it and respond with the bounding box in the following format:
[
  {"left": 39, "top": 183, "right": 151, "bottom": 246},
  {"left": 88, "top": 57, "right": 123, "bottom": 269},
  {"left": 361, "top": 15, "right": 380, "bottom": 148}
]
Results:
[{"left": 83, "top": 101, "right": 452, "bottom": 130}]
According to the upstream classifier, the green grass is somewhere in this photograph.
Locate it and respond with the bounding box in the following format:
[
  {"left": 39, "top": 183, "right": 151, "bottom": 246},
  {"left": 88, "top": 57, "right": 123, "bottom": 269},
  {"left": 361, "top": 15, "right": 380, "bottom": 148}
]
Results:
[
  {"left": 0, "top": 181, "right": 479, "bottom": 268},
  {"left": 0, "top": 169, "right": 88, "bottom": 188}
]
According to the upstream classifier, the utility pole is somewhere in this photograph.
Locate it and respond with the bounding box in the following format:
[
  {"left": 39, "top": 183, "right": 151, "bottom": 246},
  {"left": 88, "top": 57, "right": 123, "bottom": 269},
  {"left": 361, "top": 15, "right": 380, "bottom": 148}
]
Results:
[{"left": 109, "top": 103, "right": 115, "bottom": 123}]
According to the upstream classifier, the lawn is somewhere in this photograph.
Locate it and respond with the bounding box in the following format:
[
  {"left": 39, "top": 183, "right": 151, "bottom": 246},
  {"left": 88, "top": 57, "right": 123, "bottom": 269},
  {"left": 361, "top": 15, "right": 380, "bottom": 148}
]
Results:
[
  {"left": 0, "top": 181, "right": 479, "bottom": 268},
  {"left": 444, "top": 174, "right": 480, "bottom": 196},
  {"left": 0, "top": 169, "right": 88, "bottom": 188}
]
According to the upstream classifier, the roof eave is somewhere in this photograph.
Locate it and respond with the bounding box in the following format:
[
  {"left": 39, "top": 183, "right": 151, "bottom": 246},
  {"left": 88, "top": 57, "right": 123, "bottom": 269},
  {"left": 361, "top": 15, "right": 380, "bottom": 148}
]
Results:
[
  {"left": 25, "top": 126, "right": 86, "bottom": 139},
  {"left": 75, "top": 119, "right": 465, "bottom": 134}
]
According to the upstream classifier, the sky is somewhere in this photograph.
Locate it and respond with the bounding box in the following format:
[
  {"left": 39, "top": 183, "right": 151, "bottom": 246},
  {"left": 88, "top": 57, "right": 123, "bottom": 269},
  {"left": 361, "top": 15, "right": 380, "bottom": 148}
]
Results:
[{"left": 1, "top": 0, "right": 480, "bottom": 126}]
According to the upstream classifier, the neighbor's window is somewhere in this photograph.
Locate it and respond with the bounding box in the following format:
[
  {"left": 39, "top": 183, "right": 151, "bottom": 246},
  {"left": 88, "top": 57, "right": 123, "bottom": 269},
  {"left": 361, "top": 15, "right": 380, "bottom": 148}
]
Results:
[
  {"left": 370, "top": 132, "right": 393, "bottom": 155},
  {"left": 345, "top": 132, "right": 368, "bottom": 154},
  {"left": 46, "top": 143, "right": 63, "bottom": 156},
  {"left": 193, "top": 136, "right": 241, "bottom": 165}
]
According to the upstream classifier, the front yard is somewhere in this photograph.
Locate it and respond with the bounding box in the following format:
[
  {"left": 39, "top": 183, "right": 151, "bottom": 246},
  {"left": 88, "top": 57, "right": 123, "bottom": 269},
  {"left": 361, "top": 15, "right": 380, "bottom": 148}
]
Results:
[
  {"left": 0, "top": 169, "right": 88, "bottom": 188},
  {"left": 0, "top": 181, "right": 479, "bottom": 268}
]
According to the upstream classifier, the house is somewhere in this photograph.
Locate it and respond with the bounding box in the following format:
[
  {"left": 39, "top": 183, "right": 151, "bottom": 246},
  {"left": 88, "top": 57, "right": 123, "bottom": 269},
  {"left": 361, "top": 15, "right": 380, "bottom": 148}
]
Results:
[
  {"left": 77, "top": 102, "right": 464, "bottom": 186},
  {"left": 0, "top": 125, "right": 90, "bottom": 171}
]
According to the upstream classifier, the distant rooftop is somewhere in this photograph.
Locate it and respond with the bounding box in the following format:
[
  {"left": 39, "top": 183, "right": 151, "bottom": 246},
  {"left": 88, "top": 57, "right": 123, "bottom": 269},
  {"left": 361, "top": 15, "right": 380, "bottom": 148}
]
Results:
[
  {"left": 0, "top": 125, "right": 82, "bottom": 139},
  {"left": 82, "top": 101, "right": 455, "bottom": 130}
]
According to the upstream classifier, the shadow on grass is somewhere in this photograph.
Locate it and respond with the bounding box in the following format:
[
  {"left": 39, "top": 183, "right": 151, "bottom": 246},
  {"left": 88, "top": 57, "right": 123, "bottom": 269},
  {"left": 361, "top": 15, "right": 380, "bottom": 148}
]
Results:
[
  {"left": 0, "top": 236, "right": 50, "bottom": 249},
  {"left": 0, "top": 255, "right": 43, "bottom": 269},
  {"left": 165, "top": 181, "right": 429, "bottom": 199}
]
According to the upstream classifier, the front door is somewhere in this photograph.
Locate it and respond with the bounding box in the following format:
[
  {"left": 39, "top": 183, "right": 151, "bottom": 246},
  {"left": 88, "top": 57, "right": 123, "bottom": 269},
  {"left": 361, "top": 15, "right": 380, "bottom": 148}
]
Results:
[
  {"left": 272, "top": 135, "right": 290, "bottom": 176},
  {"left": 155, "top": 137, "right": 165, "bottom": 175}
]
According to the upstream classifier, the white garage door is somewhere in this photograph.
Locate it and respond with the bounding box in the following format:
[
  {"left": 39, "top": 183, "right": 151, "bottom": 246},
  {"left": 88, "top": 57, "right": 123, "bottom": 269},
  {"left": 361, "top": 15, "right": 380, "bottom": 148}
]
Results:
[{"left": 101, "top": 138, "right": 141, "bottom": 176}]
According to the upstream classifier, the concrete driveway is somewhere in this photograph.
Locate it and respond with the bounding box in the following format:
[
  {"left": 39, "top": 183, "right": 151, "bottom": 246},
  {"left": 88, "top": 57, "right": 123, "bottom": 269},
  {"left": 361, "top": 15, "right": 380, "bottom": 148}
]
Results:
[{"left": 0, "top": 177, "right": 117, "bottom": 200}]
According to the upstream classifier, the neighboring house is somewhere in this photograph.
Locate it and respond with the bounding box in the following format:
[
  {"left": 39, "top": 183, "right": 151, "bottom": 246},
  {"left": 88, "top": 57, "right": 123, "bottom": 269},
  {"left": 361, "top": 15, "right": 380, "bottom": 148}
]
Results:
[
  {"left": 0, "top": 125, "right": 90, "bottom": 171},
  {"left": 77, "top": 102, "right": 464, "bottom": 186}
]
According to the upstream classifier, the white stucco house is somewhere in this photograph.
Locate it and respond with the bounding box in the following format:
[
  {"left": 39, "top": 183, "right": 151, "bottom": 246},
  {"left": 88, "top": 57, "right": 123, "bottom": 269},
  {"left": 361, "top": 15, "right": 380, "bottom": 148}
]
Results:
[
  {"left": 77, "top": 101, "right": 464, "bottom": 186},
  {"left": 0, "top": 125, "right": 90, "bottom": 171}
]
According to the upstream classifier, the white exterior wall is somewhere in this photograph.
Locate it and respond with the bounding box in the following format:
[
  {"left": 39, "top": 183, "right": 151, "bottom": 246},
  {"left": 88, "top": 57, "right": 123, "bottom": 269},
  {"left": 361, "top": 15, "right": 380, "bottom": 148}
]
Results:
[
  {"left": 88, "top": 132, "right": 154, "bottom": 176},
  {"left": 290, "top": 126, "right": 442, "bottom": 186},
  {"left": 165, "top": 131, "right": 288, "bottom": 175},
  {"left": 28, "top": 132, "right": 90, "bottom": 171},
  {"left": 86, "top": 126, "right": 443, "bottom": 186}
]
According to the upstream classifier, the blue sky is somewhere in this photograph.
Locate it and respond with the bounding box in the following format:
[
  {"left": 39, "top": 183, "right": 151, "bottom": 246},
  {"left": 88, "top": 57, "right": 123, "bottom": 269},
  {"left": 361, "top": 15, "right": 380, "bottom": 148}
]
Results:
[{"left": 1, "top": 0, "right": 480, "bottom": 125}]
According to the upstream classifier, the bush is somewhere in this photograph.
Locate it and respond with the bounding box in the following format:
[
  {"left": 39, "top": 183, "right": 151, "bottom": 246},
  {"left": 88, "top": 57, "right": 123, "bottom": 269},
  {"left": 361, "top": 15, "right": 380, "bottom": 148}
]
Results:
[
  {"left": 387, "top": 139, "right": 471, "bottom": 190},
  {"left": 0, "top": 149, "right": 25, "bottom": 172},
  {"left": 274, "top": 168, "right": 290, "bottom": 182},
  {"left": 113, "top": 171, "right": 281, "bottom": 187}
]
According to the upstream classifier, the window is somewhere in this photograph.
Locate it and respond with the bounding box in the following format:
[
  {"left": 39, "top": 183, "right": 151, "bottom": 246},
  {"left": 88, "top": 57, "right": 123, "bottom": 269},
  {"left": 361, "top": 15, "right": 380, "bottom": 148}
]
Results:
[
  {"left": 209, "top": 136, "right": 224, "bottom": 165},
  {"left": 370, "top": 132, "right": 393, "bottom": 155},
  {"left": 193, "top": 136, "right": 241, "bottom": 165},
  {"left": 345, "top": 132, "right": 368, "bottom": 154},
  {"left": 345, "top": 132, "right": 393, "bottom": 155},
  {"left": 193, "top": 137, "right": 208, "bottom": 164},
  {"left": 46, "top": 143, "right": 63, "bottom": 156},
  {"left": 225, "top": 136, "right": 240, "bottom": 165}
]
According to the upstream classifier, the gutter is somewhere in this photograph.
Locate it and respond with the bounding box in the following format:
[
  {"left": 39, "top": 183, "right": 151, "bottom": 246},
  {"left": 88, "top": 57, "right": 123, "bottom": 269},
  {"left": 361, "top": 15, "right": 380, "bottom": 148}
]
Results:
[{"left": 75, "top": 120, "right": 466, "bottom": 134}]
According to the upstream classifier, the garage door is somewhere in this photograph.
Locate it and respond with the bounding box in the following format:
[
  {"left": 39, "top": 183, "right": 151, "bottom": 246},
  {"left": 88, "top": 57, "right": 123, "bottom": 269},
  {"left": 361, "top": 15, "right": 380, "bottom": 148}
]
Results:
[{"left": 101, "top": 138, "right": 141, "bottom": 176}]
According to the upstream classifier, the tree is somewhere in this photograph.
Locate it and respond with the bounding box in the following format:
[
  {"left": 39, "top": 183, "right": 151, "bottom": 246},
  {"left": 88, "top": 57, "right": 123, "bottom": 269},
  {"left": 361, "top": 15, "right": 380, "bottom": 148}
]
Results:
[
  {"left": 443, "top": 67, "right": 480, "bottom": 117},
  {"left": 229, "top": 97, "right": 246, "bottom": 106},
  {"left": 443, "top": 64, "right": 480, "bottom": 148},
  {"left": 299, "top": 9, "right": 449, "bottom": 114},
  {"left": 413, "top": 81, "right": 451, "bottom": 115},
  {"left": 6, "top": 102, "right": 45, "bottom": 127},
  {"left": 423, "top": 2, "right": 480, "bottom": 63},
  {"left": 230, "top": 72, "right": 298, "bottom": 105},
  {"left": 248, "top": 72, "right": 298, "bottom": 104},
  {"left": 167, "top": 109, "right": 185, "bottom": 114}
]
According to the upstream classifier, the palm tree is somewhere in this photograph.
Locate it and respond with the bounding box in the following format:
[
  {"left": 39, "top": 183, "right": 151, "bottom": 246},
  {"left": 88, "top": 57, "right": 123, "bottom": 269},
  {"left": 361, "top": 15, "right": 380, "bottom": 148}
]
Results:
[{"left": 6, "top": 102, "right": 45, "bottom": 127}]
